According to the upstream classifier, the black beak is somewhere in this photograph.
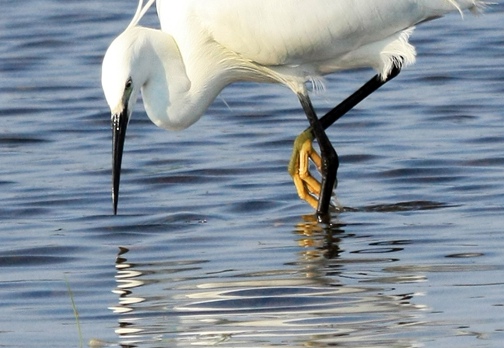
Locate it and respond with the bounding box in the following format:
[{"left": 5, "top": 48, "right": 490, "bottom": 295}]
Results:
[{"left": 112, "top": 108, "right": 128, "bottom": 215}]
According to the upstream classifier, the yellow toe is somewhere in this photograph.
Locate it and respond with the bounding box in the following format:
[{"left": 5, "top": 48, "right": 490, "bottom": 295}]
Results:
[{"left": 288, "top": 129, "right": 323, "bottom": 210}]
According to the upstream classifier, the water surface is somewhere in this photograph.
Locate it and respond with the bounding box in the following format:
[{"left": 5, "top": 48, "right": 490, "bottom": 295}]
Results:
[{"left": 1, "top": 1, "right": 503, "bottom": 347}]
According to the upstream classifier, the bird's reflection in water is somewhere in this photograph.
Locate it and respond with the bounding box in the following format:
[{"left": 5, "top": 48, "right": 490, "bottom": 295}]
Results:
[
  {"left": 294, "top": 213, "right": 345, "bottom": 260},
  {"left": 109, "top": 247, "right": 146, "bottom": 342},
  {"left": 110, "top": 216, "right": 426, "bottom": 347}
]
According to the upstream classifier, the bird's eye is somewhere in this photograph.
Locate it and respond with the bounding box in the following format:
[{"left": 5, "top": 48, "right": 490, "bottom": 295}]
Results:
[{"left": 125, "top": 78, "right": 132, "bottom": 90}]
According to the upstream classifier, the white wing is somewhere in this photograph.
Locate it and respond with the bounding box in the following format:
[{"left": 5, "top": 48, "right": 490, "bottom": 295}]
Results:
[{"left": 156, "top": 0, "right": 481, "bottom": 66}]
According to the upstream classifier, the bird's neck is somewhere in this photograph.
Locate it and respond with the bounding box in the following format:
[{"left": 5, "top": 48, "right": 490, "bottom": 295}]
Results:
[{"left": 139, "top": 29, "right": 231, "bottom": 131}]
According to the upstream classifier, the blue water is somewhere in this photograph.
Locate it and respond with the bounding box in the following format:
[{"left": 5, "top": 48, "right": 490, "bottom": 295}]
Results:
[{"left": 1, "top": 1, "right": 503, "bottom": 347}]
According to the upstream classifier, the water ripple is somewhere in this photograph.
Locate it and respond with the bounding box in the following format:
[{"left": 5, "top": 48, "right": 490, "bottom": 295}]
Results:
[{"left": 0, "top": 2, "right": 503, "bottom": 347}]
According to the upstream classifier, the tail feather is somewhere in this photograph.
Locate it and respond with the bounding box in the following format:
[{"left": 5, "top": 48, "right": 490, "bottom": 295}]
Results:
[
  {"left": 421, "top": 0, "right": 487, "bottom": 17},
  {"left": 448, "top": 0, "right": 487, "bottom": 15}
]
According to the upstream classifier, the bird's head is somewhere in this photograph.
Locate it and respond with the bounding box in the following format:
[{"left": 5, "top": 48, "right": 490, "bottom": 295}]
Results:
[
  {"left": 102, "top": 27, "right": 148, "bottom": 215},
  {"left": 102, "top": 28, "right": 147, "bottom": 121},
  {"left": 101, "top": 26, "right": 192, "bottom": 214}
]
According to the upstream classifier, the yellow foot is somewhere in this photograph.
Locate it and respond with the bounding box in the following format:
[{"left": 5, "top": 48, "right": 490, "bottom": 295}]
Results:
[{"left": 288, "top": 128, "right": 323, "bottom": 209}]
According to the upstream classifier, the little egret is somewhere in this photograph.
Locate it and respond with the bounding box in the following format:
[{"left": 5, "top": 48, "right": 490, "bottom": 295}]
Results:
[{"left": 102, "top": 0, "right": 484, "bottom": 216}]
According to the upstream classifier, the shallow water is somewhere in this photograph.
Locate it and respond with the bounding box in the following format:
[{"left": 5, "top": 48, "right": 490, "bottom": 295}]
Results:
[{"left": 1, "top": 1, "right": 503, "bottom": 347}]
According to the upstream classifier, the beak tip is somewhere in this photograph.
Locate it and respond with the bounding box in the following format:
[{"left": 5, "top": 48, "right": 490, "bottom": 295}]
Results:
[{"left": 112, "top": 190, "right": 119, "bottom": 215}]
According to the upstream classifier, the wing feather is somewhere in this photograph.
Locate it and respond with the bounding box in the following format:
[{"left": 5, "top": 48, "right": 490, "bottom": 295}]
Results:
[{"left": 157, "top": 0, "right": 480, "bottom": 66}]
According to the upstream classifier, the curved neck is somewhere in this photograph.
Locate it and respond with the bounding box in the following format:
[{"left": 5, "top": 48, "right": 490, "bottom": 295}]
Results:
[{"left": 137, "top": 28, "right": 229, "bottom": 131}]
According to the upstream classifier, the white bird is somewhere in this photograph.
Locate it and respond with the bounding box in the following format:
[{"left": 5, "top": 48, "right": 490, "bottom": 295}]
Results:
[{"left": 102, "top": 0, "right": 484, "bottom": 216}]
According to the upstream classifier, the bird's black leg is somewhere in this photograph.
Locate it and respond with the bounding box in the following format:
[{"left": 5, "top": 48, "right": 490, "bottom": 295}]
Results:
[
  {"left": 292, "top": 65, "right": 402, "bottom": 219},
  {"left": 297, "top": 93, "right": 338, "bottom": 219},
  {"left": 320, "top": 65, "right": 402, "bottom": 131}
]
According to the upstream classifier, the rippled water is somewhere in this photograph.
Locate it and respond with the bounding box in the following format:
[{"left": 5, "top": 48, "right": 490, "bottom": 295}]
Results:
[{"left": 1, "top": 1, "right": 503, "bottom": 347}]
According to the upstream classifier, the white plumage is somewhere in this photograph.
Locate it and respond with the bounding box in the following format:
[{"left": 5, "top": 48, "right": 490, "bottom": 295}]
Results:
[{"left": 102, "top": 0, "right": 484, "bottom": 215}]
